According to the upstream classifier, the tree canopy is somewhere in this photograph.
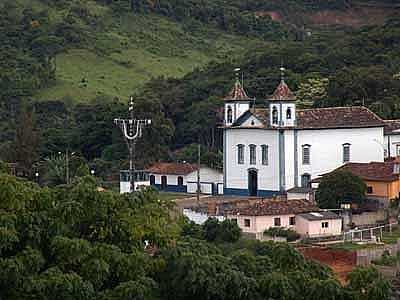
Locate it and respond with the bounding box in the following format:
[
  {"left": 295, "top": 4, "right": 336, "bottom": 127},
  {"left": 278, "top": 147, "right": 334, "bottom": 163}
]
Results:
[
  {"left": 0, "top": 172, "right": 392, "bottom": 299},
  {"left": 316, "top": 170, "right": 367, "bottom": 209}
]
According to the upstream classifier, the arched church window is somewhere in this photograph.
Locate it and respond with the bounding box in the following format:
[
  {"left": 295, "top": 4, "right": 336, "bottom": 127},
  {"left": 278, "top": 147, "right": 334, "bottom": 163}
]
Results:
[
  {"left": 286, "top": 107, "right": 292, "bottom": 119},
  {"left": 272, "top": 106, "right": 278, "bottom": 124},
  {"left": 237, "top": 144, "right": 244, "bottom": 164},
  {"left": 302, "top": 144, "right": 311, "bottom": 165},
  {"left": 343, "top": 143, "right": 351, "bottom": 163},
  {"left": 227, "top": 106, "right": 233, "bottom": 123},
  {"left": 261, "top": 145, "right": 268, "bottom": 165},
  {"left": 249, "top": 144, "right": 256, "bottom": 165}
]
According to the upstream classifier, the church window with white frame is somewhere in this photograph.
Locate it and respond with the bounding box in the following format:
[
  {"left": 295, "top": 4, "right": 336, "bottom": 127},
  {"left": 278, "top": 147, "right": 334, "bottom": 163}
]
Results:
[
  {"left": 286, "top": 107, "right": 292, "bottom": 119},
  {"left": 249, "top": 144, "right": 256, "bottom": 165},
  {"left": 261, "top": 145, "right": 268, "bottom": 165},
  {"left": 272, "top": 106, "right": 278, "bottom": 125},
  {"left": 343, "top": 143, "right": 351, "bottom": 163},
  {"left": 302, "top": 144, "right": 311, "bottom": 165},
  {"left": 237, "top": 144, "right": 244, "bottom": 164},
  {"left": 227, "top": 106, "right": 233, "bottom": 124}
]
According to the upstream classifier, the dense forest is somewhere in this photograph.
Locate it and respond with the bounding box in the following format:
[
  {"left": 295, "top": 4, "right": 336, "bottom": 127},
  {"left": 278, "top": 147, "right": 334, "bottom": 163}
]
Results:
[
  {"left": 1, "top": 0, "right": 400, "bottom": 182},
  {"left": 0, "top": 166, "right": 392, "bottom": 299}
]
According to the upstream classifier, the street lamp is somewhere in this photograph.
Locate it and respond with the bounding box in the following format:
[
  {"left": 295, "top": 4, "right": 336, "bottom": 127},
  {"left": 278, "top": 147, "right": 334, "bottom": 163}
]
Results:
[
  {"left": 114, "top": 96, "right": 151, "bottom": 193},
  {"left": 90, "top": 169, "right": 95, "bottom": 176},
  {"left": 35, "top": 172, "right": 39, "bottom": 183}
]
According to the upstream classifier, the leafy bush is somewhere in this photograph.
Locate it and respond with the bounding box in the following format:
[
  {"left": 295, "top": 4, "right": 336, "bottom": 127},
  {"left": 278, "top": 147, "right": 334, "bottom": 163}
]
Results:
[
  {"left": 372, "top": 250, "right": 400, "bottom": 266},
  {"left": 264, "top": 227, "right": 300, "bottom": 242},
  {"left": 202, "top": 218, "right": 241, "bottom": 243}
]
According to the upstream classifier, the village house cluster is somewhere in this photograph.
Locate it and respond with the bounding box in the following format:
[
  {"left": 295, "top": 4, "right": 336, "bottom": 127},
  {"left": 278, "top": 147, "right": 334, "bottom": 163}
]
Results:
[{"left": 120, "top": 73, "right": 400, "bottom": 239}]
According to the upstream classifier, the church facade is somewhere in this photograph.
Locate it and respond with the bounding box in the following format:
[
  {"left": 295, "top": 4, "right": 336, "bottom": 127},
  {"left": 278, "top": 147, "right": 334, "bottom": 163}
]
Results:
[{"left": 222, "top": 77, "right": 387, "bottom": 197}]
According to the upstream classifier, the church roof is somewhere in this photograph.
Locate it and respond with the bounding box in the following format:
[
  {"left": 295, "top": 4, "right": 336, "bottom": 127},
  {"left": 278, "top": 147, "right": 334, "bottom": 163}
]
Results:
[
  {"left": 146, "top": 162, "right": 198, "bottom": 175},
  {"left": 296, "top": 106, "right": 384, "bottom": 129},
  {"left": 269, "top": 80, "right": 296, "bottom": 101},
  {"left": 383, "top": 120, "right": 400, "bottom": 135},
  {"left": 223, "top": 80, "right": 251, "bottom": 101},
  {"left": 316, "top": 161, "right": 400, "bottom": 182},
  {"left": 231, "top": 106, "right": 385, "bottom": 130},
  {"left": 228, "top": 199, "right": 318, "bottom": 216}
]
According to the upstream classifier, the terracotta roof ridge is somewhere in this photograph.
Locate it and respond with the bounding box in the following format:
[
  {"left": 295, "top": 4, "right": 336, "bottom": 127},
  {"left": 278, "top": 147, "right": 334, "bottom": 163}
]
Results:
[{"left": 298, "top": 106, "right": 369, "bottom": 111}]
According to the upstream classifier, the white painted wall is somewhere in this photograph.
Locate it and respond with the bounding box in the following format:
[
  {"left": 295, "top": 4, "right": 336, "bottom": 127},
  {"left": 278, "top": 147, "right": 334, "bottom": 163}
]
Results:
[
  {"left": 241, "top": 115, "right": 263, "bottom": 127},
  {"left": 295, "top": 127, "right": 384, "bottom": 186},
  {"left": 150, "top": 174, "right": 186, "bottom": 186},
  {"left": 225, "top": 128, "right": 280, "bottom": 191},
  {"left": 287, "top": 192, "right": 311, "bottom": 201},
  {"left": 186, "top": 167, "right": 223, "bottom": 183},
  {"left": 183, "top": 209, "right": 225, "bottom": 224},
  {"left": 296, "top": 216, "right": 342, "bottom": 237},
  {"left": 120, "top": 181, "right": 150, "bottom": 194},
  {"left": 227, "top": 214, "right": 295, "bottom": 234},
  {"left": 225, "top": 102, "right": 250, "bottom": 126},
  {"left": 284, "top": 130, "right": 295, "bottom": 189},
  {"left": 225, "top": 112, "right": 384, "bottom": 193}
]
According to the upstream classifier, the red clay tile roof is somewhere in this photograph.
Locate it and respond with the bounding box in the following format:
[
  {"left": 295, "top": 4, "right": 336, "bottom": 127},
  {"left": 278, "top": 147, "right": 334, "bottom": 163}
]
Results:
[
  {"left": 269, "top": 80, "right": 296, "bottom": 101},
  {"left": 230, "top": 106, "right": 385, "bottom": 130},
  {"left": 146, "top": 162, "right": 198, "bottom": 175},
  {"left": 384, "top": 120, "right": 400, "bottom": 135},
  {"left": 328, "top": 162, "right": 400, "bottom": 182},
  {"left": 228, "top": 199, "right": 318, "bottom": 216},
  {"left": 223, "top": 80, "right": 251, "bottom": 101},
  {"left": 296, "top": 107, "right": 384, "bottom": 129}
]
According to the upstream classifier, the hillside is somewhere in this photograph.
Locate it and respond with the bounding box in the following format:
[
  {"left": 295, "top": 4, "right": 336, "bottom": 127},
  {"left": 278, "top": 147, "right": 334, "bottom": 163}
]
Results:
[
  {"left": 11, "top": 0, "right": 266, "bottom": 102},
  {"left": 1, "top": 0, "right": 400, "bottom": 178}
]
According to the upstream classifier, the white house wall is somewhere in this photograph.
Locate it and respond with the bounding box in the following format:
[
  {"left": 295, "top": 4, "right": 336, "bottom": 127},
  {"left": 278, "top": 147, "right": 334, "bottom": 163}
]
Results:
[
  {"left": 151, "top": 174, "right": 186, "bottom": 186},
  {"left": 295, "top": 216, "right": 342, "bottom": 237},
  {"left": 186, "top": 167, "right": 223, "bottom": 183},
  {"left": 296, "top": 127, "right": 384, "bottom": 186},
  {"left": 227, "top": 214, "right": 296, "bottom": 234}
]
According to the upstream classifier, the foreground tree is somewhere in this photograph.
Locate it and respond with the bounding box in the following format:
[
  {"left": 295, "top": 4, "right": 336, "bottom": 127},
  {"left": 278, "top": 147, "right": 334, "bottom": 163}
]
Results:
[{"left": 316, "top": 170, "right": 366, "bottom": 209}]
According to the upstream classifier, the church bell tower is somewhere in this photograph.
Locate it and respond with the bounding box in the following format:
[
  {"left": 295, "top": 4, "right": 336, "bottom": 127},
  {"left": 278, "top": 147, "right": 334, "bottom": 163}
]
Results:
[
  {"left": 269, "top": 67, "right": 296, "bottom": 128},
  {"left": 223, "top": 70, "right": 251, "bottom": 126}
]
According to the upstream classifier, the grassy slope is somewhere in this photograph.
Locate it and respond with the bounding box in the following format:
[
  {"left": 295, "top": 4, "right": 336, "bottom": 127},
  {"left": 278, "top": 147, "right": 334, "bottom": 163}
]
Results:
[{"left": 31, "top": 1, "right": 265, "bottom": 102}]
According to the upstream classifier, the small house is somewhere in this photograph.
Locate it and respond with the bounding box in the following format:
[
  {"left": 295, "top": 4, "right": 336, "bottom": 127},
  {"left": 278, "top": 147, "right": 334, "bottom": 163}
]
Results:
[
  {"left": 226, "top": 199, "right": 319, "bottom": 238},
  {"left": 314, "top": 160, "right": 400, "bottom": 206},
  {"left": 147, "top": 162, "right": 223, "bottom": 194},
  {"left": 296, "top": 211, "right": 342, "bottom": 238},
  {"left": 120, "top": 170, "right": 150, "bottom": 193}
]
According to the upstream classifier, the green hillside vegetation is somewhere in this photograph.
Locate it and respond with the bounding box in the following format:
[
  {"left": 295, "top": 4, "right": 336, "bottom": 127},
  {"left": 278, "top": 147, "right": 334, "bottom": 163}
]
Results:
[
  {"left": 1, "top": 0, "right": 400, "bottom": 181},
  {"left": 6, "top": 0, "right": 265, "bottom": 102}
]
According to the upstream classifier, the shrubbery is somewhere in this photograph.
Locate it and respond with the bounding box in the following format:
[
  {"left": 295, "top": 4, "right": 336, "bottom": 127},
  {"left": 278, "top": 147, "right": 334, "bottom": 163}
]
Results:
[{"left": 264, "top": 227, "right": 301, "bottom": 242}]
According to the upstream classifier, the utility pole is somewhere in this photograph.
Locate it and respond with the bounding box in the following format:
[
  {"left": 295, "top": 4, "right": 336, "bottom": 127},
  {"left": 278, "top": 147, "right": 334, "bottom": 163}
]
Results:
[
  {"left": 197, "top": 143, "right": 201, "bottom": 204},
  {"left": 114, "top": 96, "right": 151, "bottom": 193},
  {"left": 66, "top": 149, "right": 69, "bottom": 185}
]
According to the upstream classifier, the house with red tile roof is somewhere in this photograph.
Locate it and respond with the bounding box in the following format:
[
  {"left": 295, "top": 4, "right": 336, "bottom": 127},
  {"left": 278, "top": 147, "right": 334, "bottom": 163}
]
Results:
[
  {"left": 221, "top": 69, "right": 396, "bottom": 198},
  {"left": 226, "top": 198, "right": 341, "bottom": 238},
  {"left": 146, "top": 162, "right": 223, "bottom": 194},
  {"left": 314, "top": 160, "right": 400, "bottom": 205}
]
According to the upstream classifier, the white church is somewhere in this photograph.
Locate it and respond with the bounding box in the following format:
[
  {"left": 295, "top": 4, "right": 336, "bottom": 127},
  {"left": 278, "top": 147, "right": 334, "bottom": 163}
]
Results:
[{"left": 222, "top": 73, "right": 400, "bottom": 197}]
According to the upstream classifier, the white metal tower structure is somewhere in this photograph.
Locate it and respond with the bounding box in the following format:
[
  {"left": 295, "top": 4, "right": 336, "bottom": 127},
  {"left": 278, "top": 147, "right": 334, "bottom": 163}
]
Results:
[{"left": 114, "top": 96, "right": 151, "bottom": 193}]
